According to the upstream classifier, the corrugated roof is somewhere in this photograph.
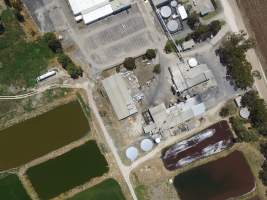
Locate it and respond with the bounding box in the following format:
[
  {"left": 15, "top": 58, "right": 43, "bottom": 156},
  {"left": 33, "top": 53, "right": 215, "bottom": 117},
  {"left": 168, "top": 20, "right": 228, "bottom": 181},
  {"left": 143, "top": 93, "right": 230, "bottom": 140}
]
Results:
[
  {"left": 68, "top": 0, "right": 108, "bottom": 15},
  {"left": 82, "top": 4, "right": 113, "bottom": 24},
  {"left": 102, "top": 74, "right": 137, "bottom": 120}
]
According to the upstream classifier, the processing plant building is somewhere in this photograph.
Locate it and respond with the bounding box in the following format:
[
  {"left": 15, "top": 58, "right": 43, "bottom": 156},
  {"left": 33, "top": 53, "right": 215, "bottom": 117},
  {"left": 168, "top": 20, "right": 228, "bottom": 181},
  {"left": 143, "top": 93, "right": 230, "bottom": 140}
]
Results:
[
  {"left": 102, "top": 73, "right": 138, "bottom": 120},
  {"left": 67, "top": 0, "right": 131, "bottom": 24}
]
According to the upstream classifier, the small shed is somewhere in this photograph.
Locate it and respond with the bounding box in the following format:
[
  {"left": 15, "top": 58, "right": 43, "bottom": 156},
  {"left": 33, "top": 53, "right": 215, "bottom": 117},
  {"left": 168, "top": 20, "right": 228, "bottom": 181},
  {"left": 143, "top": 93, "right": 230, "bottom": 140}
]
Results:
[{"left": 182, "top": 39, "right": 196, "bottom": 51}]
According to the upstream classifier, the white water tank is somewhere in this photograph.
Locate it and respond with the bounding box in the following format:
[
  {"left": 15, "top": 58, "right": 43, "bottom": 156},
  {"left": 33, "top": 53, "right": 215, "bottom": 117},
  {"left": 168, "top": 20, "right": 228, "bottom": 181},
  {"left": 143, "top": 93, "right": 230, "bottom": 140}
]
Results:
[
  {"left": 160, "top": 6, "right": 172, "bottom": 18},
  {"left": 140, "top": 139, "right": 154, "bottom": 152},
  {"left": 188, "top": 58, "right": 198, "bottom": 67},
  {"left": 170, "top": 0, "right": 178, "bottom": 7},
  {"left": 167, "top": 20, "right": 179, "bottom": 33},
  {"left": 126, "top": 146, "right": 138, "bottom": 161}
]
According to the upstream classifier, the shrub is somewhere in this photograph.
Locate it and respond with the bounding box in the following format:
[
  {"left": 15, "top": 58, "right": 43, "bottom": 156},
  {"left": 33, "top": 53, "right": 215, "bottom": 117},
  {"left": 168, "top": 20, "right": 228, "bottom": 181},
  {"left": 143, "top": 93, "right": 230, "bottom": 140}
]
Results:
[
  {"left": 43, "top": 32, "right": 62, "bottom": 53},
  {"left": 229, "top": 117, "right": 258, "bottom": 142},
  {"left": 217, "top": 32, "right": 254, "bottom": 89},
  {"left": 13, "top": 10, "right": 24, "bottom": 22},
  {"left": 219, "top": 102, "right": 237, "bottom": 117},
  {"left": 57, "top": 53, "right": 72, "bottom": 68},
  {"left": 0, "top": 22, "right": 4, "bottom": 35},
  {"left": 153, "top": 64, "right": 161, "bottom": 74},
  {"left": 242, "top": 90, "right": 267, "bottom": 135},
  {"left": 164, "top": 40, "right": 175, "bottom": 53},
  {"left": 187, "top": 12, "right": 200, "bottom": 30},
  {"left": 66, "top": 64, "right": 83, "bottom": 79},
  {"left": 123, "top": 57, "right": 136, "bottom": 71},
  {"left": 145, "top": 49, "right": 156, "bottom": 60},
  {"left": 57, "top": 53, "right": 83, "bottom": 79}
]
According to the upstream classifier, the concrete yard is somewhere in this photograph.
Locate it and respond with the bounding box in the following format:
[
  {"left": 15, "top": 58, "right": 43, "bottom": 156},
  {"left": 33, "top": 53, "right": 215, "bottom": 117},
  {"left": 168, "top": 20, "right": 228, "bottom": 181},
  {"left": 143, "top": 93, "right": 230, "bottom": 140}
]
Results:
[{"left": 22, "top": 0, "right": 165, "bottom": 73}]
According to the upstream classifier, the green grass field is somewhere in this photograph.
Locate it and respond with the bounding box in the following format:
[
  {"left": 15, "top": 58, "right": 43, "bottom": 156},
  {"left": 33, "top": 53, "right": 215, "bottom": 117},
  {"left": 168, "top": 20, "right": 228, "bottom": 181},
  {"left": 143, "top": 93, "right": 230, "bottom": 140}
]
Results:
[
  {"left": 0, "top": 174, "right": 31, "bottom": 200},
  {"left": 0, "top": 9, "right": 54, "bottom": 89},
  {"left": 69, "top": 179, "right": 126, "bottom": 200}
]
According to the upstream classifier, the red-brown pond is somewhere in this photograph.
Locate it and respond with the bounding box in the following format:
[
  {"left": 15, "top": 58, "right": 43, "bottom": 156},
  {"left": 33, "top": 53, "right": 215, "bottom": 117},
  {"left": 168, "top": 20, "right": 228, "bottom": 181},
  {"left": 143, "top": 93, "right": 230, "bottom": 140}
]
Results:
[
  {"left": 173, "top": 151, "right": 255, "bottom": 200},
  {"left": 162, "top": 121, "right": 234, "bottom": 170}
]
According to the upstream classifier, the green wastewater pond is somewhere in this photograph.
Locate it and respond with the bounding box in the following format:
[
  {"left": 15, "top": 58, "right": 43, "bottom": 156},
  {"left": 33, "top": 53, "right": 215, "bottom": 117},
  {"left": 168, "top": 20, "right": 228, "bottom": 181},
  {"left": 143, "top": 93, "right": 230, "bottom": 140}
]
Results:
[
  {"left": 0, "top": 101, "right": 89, "bottom": 170},
  {"left": 0, "top": 174, "right": 31, "bottom": 200},
  {"left": 69, "top": 178, "right": 126, "bottom": 200},
  {"left": 27, "top": 140, "right": 109, "bottom": 199}
]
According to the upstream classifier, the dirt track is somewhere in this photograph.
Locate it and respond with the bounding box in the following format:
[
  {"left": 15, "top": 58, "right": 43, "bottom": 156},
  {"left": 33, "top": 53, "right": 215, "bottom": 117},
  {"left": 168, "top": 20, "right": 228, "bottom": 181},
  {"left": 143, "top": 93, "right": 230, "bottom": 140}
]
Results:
[{"left": 236, "top": 0, "right": 267, "bottom": 75}]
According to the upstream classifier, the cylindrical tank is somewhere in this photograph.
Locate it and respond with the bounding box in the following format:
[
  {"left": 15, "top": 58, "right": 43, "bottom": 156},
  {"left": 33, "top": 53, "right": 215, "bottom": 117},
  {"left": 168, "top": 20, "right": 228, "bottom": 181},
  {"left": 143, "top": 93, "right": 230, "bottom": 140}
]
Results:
[
  {"left": 167, "top": 20, "right": 179, "bottom": 33},
  {"left": 170, "top": 0, "right": 178, "bottom": 7},
  {"left": 160, "top": 6, "right": 172, "bottom": 18}
]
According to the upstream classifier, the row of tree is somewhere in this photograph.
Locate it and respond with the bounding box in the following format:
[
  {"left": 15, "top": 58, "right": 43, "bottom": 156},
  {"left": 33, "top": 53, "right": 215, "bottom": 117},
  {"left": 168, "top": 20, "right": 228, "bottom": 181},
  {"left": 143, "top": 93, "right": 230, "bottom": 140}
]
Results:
[
  {"left": 186, "top": 20, "right": 222, "bottom": 43},
  {"left": 44, "top": 33, "right": 83, "bottom": 79},
  {"left": 241, "top": 90, "right": 267, "bottom": 135},
  {"left": 217, "top": 32, "right": 255, "bottom": 89},
  {"left": 4, "top": 0, "right": 24, "bottom": 22},
  {"left": 186, "top": 12, "right": 222, "bottom": 42},
  {"left": 259, "top": 143, "right": 267, "bottom": 188}
]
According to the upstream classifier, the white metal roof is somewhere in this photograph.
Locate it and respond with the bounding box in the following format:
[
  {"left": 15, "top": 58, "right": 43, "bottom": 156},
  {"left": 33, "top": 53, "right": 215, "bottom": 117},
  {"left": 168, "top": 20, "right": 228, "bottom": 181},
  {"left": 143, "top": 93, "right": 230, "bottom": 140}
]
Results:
[
  {"left": 82, "top": 4, "right": 113, "bottom": 24},
  {"left": 68, "top": 0, "right": 108, "bottom": 15},
  {"left": 177, "top": 5, "right": 188, "bottom": 20},
  {"left": 102, "top": 74, "right": 137, "bottom": 120}
]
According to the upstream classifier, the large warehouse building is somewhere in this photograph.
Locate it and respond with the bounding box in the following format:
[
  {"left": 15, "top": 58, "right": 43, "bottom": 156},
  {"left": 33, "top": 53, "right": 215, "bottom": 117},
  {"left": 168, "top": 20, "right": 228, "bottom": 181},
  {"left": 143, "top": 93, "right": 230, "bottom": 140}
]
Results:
[
  {"left": 102, "top": 73, "right": 138, "bottom": 120},
  {"left": 67, "top": 0, "right": 130, "bottom": 24}
]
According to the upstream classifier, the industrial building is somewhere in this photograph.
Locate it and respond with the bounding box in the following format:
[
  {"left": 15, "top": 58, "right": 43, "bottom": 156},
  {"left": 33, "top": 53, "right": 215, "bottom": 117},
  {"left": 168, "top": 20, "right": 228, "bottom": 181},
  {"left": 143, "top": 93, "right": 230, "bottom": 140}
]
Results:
[
  {"left": 154, "top": 0, "right": 187, "bottom": 34},
  {"left": 67, "top": 0, "right": 130, "bottom": 24},
  {"left": 169, "top": 58, "right": 217, "bottom": 95},
  {"left": 102, "top": 73, "right": 138, "bottom": 120},
  {"left": 195, "top": 0, "right": 216, "bottom": 16},
  {"left": 143, "top": 96, "right": 206, "bottom": 136}
]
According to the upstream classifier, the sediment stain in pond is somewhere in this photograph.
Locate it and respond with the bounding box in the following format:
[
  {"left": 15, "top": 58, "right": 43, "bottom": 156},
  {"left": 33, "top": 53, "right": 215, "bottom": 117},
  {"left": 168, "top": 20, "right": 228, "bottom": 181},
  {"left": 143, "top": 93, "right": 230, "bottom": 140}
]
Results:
[
  {"left": 0, "top": 101, "right": 89, "bottom": 170},
  {"left": 162, "top": 121, "right": 234, "bottom": 170},
  {"left": 27, "top": 140, "right": 109, "bottom": 199},
  {"left": 173, "top": 151, "right": 255, "bottom": 200}
]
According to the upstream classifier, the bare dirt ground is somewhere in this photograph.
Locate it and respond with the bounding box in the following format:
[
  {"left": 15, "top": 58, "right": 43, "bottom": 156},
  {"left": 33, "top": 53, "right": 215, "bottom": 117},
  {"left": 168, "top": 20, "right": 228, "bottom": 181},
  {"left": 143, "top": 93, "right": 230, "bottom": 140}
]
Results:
[
  {"left": 236, "top": 0, "right": 267, "bottom": 76},
  {"left": 130, "top": 142, "right": 266, "bottom": 200}
]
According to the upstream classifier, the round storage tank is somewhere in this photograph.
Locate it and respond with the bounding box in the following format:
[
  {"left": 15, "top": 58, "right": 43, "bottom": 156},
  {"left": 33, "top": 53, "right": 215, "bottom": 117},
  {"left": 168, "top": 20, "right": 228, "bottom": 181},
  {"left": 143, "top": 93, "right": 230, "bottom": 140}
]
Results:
[
  {"left": 140, "top": 139, "right": 154, "bottom": 152},
  {"left": 188, "top": 58, "right": 198, "bottom": 67},
  {"left": 170, "top": 0, "right": 178, "bottom": 7},
  {"left": 167, "top": 20, "right": 179, "bottom": 33},
  {"left": 160, "top": 6, "right": 172, "bottom": 18},
  {"left": 126, "top": 146, "right": 138, "bottom": 161}
]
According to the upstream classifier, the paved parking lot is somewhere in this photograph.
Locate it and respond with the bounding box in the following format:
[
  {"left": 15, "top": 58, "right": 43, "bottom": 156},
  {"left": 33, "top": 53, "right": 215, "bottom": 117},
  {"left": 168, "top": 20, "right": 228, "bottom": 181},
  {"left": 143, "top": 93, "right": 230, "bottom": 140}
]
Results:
[{"left": 22, "top": 0, "right": 165, "bottom": 73}]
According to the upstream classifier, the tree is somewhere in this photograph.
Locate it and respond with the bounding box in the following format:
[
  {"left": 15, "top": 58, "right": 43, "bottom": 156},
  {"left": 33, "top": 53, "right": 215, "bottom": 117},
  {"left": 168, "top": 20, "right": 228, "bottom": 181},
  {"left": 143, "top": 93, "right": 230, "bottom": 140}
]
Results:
[
  {"left": 57, "top": 53, "right": 72, "bottom": 68},
  {"left": 242, "top": 90, "right": 267, "bottom": 135},
  {"left": 43, "top": 32, "right": 62, "bottom": 53},
  {"left": 217, "top": 33, "right": 255, "bottom": 89},
  {"left": 4, "top": 0, "right": 11, "bottom": 7},
  {"left": 187, "top": 12, "right": 200, "bottom": 30},
  {"left": 153, "top": 64, "right": 161, "bottom": 74},
  {"left": 14, "top": 9, "right": 24, "bottom": 22},
  {"left": 48, "top": 38, "right": 62, "bottom": 53},
  {"left": 67, "top": 64, "right": 83, "bottom": 79},
  {"left": 10, "top": 0, "right": 23, "bottom": 11},
  {"left": 164, "top": 40, "right": 175, "bottom": 53},
  {"left": 145, "top": 49, "right": 156, "bottom": 60},
  {"left": 123, "top": 57, "right": 136, "bottom": 71},
  {"left": 191, "top": 24, "right": 211, "bottom": 42},
  {"left": 229, "top": 117, "right": 258, "bottom": 142},
  {"left": 0, "top": 21, "right": 4, "bottom": 35},
  {"left": 208, "top": 20, "right": 222, "bottom": 36}
]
